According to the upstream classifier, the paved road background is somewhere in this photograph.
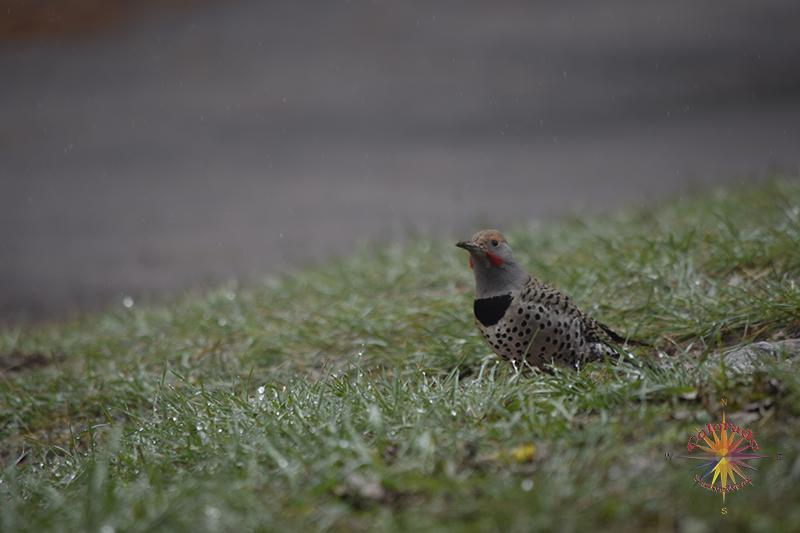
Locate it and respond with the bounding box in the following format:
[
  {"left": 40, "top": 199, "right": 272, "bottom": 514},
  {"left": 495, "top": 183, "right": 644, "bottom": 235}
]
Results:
[{"left": 2, "top": 0, "right": 799, "bottom": 324}]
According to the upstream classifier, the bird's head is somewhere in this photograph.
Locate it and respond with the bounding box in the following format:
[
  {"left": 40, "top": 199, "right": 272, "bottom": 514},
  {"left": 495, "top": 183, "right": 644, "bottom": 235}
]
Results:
[
  {"left": 455, "top": 230, "right": 514, "bottom": 269},
  {"left": 456, "top": 230, "right": 528, "bottom": 297}
]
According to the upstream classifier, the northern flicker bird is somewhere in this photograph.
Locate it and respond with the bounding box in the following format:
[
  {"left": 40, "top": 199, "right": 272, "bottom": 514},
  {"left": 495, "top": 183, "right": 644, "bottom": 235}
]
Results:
[{"left": 456, "top": 229, "right": 636, "bottom": 370}]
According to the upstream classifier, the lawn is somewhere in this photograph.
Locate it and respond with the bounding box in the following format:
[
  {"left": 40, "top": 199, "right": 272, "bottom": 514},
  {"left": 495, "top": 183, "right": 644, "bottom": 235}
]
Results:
[{"left": 2, "top": 177, "right": 799, "bottom": 532}]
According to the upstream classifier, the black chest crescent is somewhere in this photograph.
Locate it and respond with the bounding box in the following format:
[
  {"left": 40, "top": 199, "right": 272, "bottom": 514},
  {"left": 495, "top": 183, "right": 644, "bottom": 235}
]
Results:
[{"left": 473, "top": 294, "right": 514, "bottom": 326}]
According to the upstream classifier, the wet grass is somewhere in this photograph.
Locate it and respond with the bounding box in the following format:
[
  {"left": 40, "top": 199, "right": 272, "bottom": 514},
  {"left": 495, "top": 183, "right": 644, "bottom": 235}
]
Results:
[{"left": 2, "top": 177, "right": 800, "bottom": 532}]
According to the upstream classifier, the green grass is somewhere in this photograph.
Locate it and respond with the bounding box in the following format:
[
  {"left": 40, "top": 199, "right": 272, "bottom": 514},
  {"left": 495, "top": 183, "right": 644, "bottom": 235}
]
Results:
[{"left": 2, "top": 177, "right": 800, "bottom": 532}]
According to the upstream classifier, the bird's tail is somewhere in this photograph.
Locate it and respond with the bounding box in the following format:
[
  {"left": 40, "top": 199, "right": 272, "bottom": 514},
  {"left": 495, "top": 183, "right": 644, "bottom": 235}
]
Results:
[{"left": 598, "top": 322, "right": 650, "bottom": 347}]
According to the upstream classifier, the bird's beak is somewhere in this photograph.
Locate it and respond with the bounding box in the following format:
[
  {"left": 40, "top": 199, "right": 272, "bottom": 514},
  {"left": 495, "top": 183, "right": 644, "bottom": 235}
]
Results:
[{"left": 455, "top": 240, "right": 484, "bottom": 252}]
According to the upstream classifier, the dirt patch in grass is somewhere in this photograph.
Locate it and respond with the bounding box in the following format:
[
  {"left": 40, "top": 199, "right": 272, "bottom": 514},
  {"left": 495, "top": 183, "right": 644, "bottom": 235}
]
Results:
[{"left": 0, "top": 350, "right": 57, "bottom": 375}]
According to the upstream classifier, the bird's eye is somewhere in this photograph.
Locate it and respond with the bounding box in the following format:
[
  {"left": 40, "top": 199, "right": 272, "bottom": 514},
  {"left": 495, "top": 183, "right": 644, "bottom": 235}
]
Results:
[{"left": 491, "top": 239, "right": 499, "bottom": 247}]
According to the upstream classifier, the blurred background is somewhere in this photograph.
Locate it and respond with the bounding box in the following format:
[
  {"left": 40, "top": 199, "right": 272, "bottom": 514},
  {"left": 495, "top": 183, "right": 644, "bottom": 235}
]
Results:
[{"left": 1, "top": 0, "right": 799, "bottom": 325}]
